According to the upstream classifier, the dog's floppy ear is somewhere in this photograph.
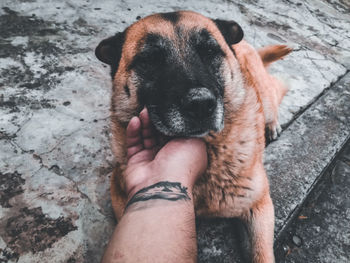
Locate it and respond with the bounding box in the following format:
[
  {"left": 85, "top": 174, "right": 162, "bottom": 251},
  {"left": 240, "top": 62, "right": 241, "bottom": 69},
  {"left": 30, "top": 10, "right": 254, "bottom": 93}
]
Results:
[
  {"left": 213, "top": 19, "right": 244, "bottom": 45},
  {"left": 95, "top": 31, "right": 125, "bottom": 66}
]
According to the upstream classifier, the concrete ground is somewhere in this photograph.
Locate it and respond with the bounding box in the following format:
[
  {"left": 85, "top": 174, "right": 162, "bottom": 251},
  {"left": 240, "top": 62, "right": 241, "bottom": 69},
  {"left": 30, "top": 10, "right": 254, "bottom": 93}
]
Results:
[
  {"left": 0, "top": 0, "right": 349, "bottom": 262},
  {"left": 275, "top": 139, "right": 350, "bottom": 263}
]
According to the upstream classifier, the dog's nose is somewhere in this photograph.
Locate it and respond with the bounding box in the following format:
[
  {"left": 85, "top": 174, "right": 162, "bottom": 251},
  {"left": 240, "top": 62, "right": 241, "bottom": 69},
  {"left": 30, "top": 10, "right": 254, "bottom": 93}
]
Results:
[{"left": 183, "top": 87, "right": 216, "bottom": 119}]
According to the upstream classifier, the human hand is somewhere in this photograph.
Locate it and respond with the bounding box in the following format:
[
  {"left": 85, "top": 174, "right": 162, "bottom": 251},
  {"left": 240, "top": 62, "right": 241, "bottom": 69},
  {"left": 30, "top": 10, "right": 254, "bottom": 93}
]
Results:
[{"left": 124, "top": 108, "right": 208, "bottom": 200}]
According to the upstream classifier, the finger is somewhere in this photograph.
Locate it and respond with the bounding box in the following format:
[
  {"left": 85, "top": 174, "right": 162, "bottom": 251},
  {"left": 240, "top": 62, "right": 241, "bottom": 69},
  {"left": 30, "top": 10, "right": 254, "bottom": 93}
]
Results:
[
  {"left": 126, "top": 117, "right": 144, "bottom": 159},
  {"left": 126, "top": 116, "right": 142, "bottom": 147},
  {"left": 127, "top": 144, "right": 144, "bottom": 159},
  {"left": 139, "top": 108, "right": 158, "bottom": 149},
  {"left": 143, "top": 137, "right": 157, "bottom": 149},
  {"left": 139, "top": 108, "right": 156, "bottom": 138},
  {"left": 127, "top": 134, "right": 142, "bottom": 148}
]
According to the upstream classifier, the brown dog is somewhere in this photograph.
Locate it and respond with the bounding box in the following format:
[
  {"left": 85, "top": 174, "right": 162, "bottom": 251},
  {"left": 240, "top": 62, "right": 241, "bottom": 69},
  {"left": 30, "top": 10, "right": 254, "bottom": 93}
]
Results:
[{"left": 95, "top": 11, "right": 291, "bottom": 263}]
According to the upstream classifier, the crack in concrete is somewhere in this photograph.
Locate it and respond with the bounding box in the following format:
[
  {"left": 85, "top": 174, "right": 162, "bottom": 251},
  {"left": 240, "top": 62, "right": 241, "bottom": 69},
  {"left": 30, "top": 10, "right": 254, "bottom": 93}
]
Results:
[
  {"left": 280, "top": 70, "right": 350, "bottom": 131},
  {"left": 51, "top": 169, "right": 109, "bottom": 218},
  {"left": 298, "top": 44, "right": 348, "bottom": 69},
  {"left": 30, "top": 158, "right": 110, "bottom": 218},
  {"left": 0, "top": 112, "right": 34, "bottom": 140},
  {"left": 303, "top": 2, "right": 345, "bottom": 28},
  {"left": 26, "top": 140, "right": 112, "bottom": 218},
  {"left": 39, "top": 128, "right": 81, "bottom": 156},
  {"left": 304, "top": 50, "right": 330, "bottom": 82}
]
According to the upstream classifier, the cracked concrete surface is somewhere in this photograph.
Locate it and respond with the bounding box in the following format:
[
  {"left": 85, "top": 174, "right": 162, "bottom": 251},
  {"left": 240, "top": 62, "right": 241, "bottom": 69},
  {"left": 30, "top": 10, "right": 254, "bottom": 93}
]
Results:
[
  {"left": 0, "top": 0, "right": 349, "bottom": 262},
  {"left": 275, "top": 140, "right": 350, "bottom": 262}
]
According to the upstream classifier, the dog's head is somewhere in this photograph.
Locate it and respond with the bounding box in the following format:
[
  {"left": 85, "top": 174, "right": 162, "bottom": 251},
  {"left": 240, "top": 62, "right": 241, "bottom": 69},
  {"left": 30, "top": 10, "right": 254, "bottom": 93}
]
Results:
[{"left": 96, "top": 11, "right": 245, "bottom": 137}]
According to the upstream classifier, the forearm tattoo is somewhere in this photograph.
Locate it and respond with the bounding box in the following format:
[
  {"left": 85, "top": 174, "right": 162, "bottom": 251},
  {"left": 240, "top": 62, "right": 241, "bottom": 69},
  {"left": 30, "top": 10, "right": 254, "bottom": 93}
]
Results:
[{"left": 126, "top": 181, "right": 191, "bottom": 209}]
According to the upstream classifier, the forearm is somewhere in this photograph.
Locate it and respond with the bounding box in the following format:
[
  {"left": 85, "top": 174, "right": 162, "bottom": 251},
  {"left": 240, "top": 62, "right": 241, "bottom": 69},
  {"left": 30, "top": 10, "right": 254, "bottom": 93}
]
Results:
[{"left": 101, "top": 181, "right": 197, "bottom": 263}]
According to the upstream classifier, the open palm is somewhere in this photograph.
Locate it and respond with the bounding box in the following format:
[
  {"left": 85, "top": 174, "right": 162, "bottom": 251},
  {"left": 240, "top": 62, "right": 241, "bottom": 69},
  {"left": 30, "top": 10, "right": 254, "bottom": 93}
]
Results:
[{"left": 124, "top": 108, "right": 208, "bottom": 199}]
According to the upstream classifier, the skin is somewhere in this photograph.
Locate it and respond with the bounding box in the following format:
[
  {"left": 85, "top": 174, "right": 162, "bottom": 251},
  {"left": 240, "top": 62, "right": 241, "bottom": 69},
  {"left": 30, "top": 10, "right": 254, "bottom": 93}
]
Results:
[{"left": 101, "top": 108, "right": 207, "bottom": 263}]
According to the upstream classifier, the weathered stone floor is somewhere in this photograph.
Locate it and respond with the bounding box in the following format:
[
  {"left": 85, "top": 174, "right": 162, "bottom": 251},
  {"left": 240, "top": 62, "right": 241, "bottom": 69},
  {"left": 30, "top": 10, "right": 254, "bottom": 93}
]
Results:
[
  {"left": 275, "top": 139, "right": 350, "bottom": 263},
  {"left": 0, "top": 0, "right": 349, "bottom": 262}
]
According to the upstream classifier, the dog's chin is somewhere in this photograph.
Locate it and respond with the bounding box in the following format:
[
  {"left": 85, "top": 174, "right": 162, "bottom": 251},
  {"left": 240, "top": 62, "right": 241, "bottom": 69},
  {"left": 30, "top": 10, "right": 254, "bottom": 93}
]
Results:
[
  {"left": 176, "top": 129, "right": 210, "bottom": 138},
  {"left": 150, "top": 116, "right": 223, "bottom": 138},
  {"left": 156, "top": 126, "right": 211, "bottom": 137},
  {"left": 147, "top": 108, "right": 224, "bottom": 137}
]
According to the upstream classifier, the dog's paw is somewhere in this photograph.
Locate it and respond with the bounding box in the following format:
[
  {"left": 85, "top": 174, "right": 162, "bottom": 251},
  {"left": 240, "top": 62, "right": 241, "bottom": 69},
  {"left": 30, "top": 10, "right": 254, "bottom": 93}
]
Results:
[{"left": 265, "top": 121, "right": 282, "bottom": 143}]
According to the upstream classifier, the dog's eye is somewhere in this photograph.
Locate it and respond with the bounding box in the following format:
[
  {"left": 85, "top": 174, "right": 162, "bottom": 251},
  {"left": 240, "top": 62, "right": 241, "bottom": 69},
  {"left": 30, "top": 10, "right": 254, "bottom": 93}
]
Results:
[
  {"left": 131, "top": 46, "right": 165, "bottom": 69},
  {"left": 207, "top": 47, "right": 217, "bottom": 56},
  {"left": 196, "top": 44, "right": 223, "bottom": 59}
]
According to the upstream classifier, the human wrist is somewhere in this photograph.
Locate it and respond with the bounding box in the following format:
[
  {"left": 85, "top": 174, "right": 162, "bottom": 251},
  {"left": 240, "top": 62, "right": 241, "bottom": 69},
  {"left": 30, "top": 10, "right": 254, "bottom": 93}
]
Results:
[
  {"left": 126, "top": 175, "right": 194, "bottom": 203},
  {"left": 124, "top": 171, "right": 194, "bottom": 214},
  {"left": 125, "top": 163, "right": 198, "bottom": 200}
]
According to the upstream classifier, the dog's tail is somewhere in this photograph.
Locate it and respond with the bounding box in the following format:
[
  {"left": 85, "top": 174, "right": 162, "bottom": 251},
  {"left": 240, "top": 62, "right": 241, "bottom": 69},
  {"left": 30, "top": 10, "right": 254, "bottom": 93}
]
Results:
[
  {"left": 258, "top": 45, "right": 292, "bottom": 104},
  {"left": 258, "top": 45, "right": 292, "bottom": 67}
]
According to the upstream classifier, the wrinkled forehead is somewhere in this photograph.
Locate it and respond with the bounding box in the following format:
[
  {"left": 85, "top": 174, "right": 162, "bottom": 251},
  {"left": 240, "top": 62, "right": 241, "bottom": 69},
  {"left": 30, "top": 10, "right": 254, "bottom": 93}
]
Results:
[{"left": 123, "top": 11, "right": 226, "bottom": 56}]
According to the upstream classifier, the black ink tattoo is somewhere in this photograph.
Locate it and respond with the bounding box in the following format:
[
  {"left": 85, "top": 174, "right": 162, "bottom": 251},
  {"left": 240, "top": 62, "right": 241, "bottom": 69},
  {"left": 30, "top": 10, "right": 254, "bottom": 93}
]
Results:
[{"left": 126, "top": 181, "right": 191, "bottom": 209}]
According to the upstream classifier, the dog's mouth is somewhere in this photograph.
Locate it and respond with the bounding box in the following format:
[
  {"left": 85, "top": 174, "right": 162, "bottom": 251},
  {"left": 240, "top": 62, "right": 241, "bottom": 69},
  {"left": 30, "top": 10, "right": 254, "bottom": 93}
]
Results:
[
  {"left": 186, "top": 129, "right": 210, "bottom": 137},
  {"left": 146, "top": 99, "right": 224, "bottom": 137}
]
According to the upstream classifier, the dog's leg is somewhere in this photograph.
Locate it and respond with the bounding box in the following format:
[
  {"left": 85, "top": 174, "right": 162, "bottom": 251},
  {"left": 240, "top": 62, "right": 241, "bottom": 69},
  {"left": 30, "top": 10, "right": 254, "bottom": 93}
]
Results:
[
  {"left": 110, "top": 167, "right": 128, "bottom": 221},
  {"left": 265, "top": 120, "right": 282, "bottom": 143},
  {"left": 244, "top": 193, "right": 275, "bottom": 263},
  {"left": 264, "top": 75, "right": 287, "bottom": 144}
]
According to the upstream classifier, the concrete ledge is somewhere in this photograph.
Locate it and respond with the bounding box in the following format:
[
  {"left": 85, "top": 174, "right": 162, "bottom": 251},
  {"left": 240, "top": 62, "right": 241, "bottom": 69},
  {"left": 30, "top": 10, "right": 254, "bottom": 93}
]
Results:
[
  {"left": 275, "top": 139, "right": 350, "bottom": 262},
  {"left": 267, "top": 71, "right": 350, "bottom": 237}
]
